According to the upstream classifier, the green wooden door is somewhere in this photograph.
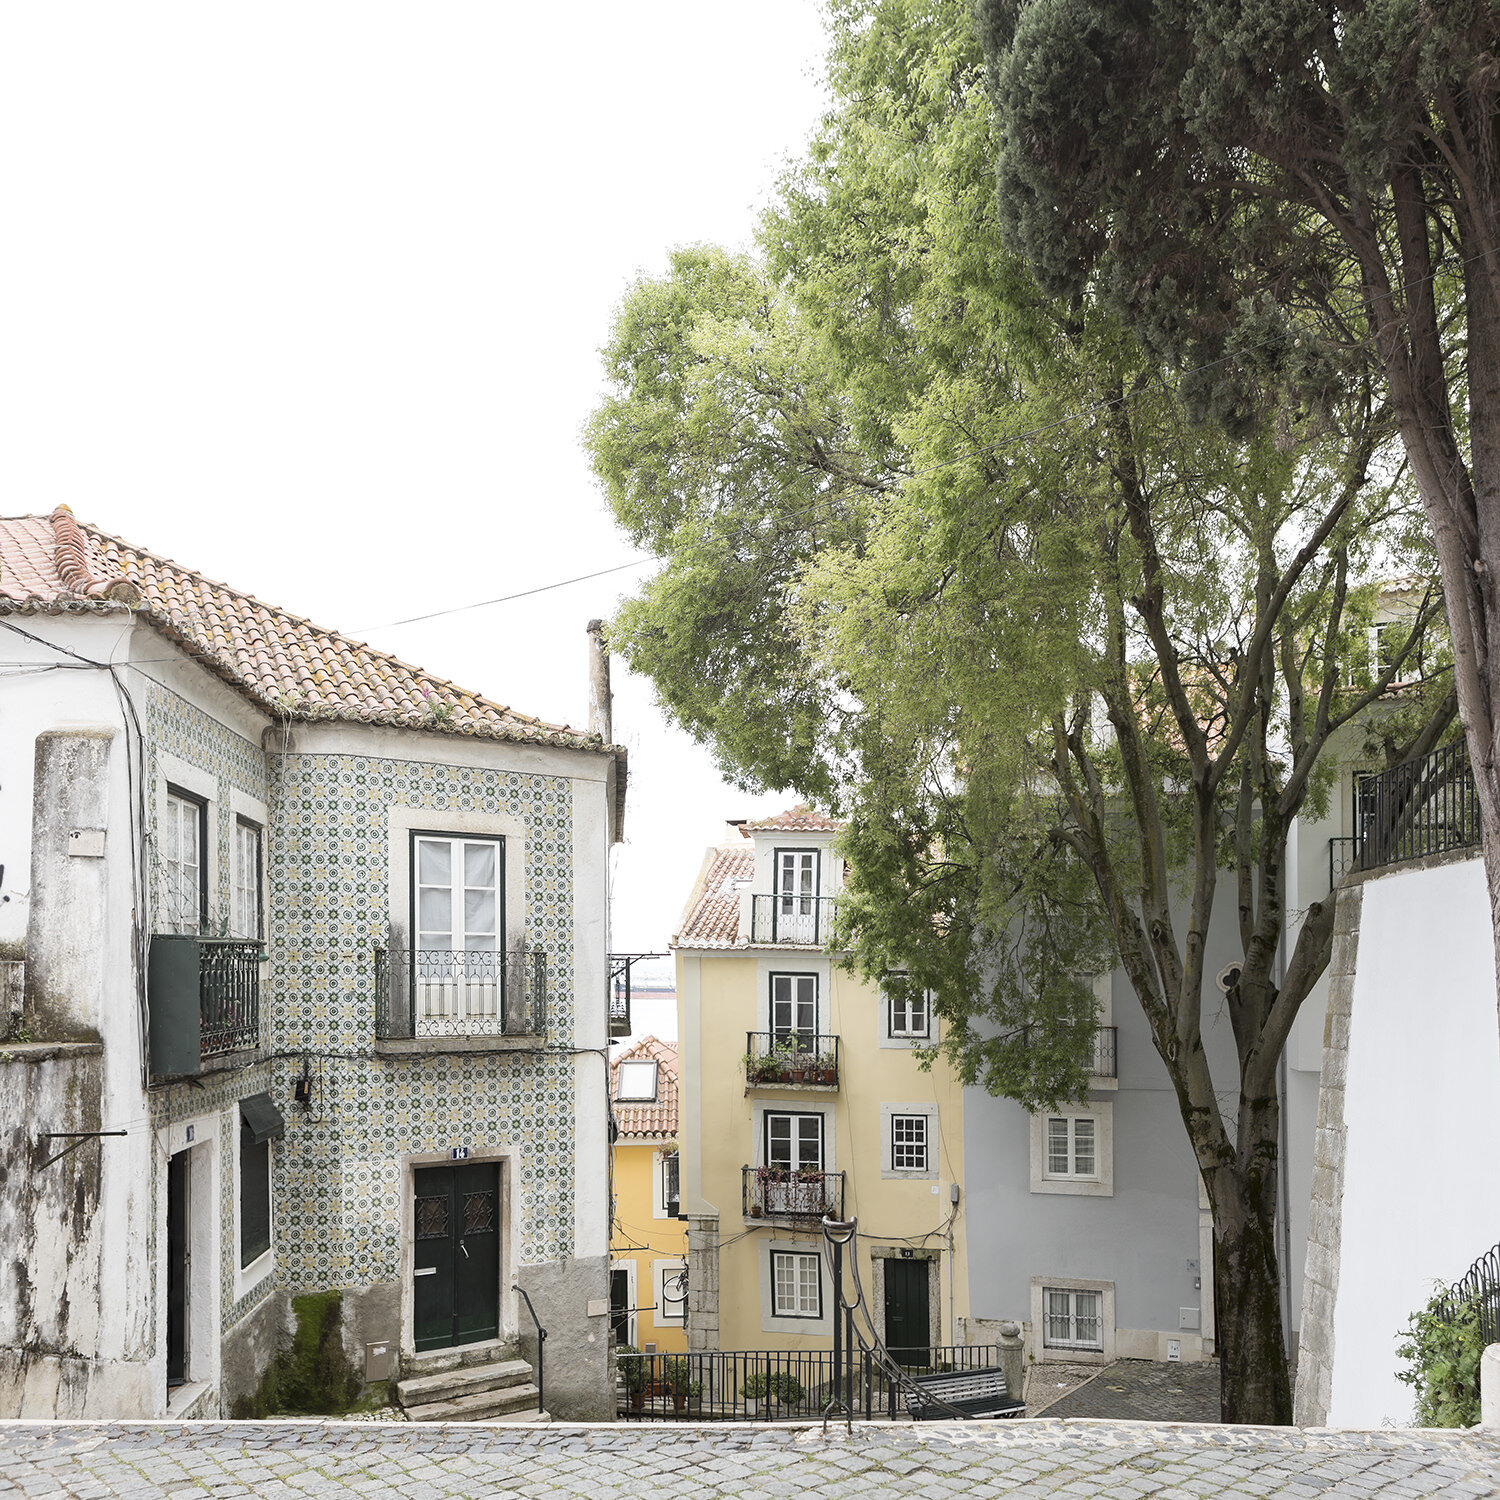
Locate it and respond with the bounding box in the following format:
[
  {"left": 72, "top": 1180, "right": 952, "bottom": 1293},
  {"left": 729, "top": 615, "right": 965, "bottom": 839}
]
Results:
[
  {"left": 413, "top": 1163, "right": 501, "bottom": 1352},
  {"left": 883, "top": 1258, "right": 931, "bottom": 1367}
]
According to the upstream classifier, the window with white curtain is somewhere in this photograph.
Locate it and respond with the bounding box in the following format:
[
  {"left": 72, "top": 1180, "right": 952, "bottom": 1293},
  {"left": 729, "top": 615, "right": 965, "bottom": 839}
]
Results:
[
  {"left": 163, "top": 788, "right": 205, "bottom": 934},
  {"left": 234, "top": 818, "right": 262, "bottom": 939},
  {"left": 1043, "top": 1288, "right": 1103, "bottom": 1350}
]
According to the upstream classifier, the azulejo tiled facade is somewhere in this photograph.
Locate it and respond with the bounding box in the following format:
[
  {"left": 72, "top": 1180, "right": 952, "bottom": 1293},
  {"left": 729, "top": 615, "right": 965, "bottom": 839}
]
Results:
[{"left": 144, "top": 688, "right": 584, "bottom": 1340}]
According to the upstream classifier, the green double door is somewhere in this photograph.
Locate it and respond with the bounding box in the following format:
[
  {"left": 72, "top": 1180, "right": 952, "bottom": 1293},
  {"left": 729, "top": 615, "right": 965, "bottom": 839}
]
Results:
[{"left": 413, "top": 1162, "right": 501, "bottom": 1352}]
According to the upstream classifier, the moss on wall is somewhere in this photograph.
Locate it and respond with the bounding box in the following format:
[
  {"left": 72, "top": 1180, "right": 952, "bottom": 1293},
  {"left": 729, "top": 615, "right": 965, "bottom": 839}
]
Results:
[{"left": 230, "top": 1291, "right": 368, "bottom": 1418}]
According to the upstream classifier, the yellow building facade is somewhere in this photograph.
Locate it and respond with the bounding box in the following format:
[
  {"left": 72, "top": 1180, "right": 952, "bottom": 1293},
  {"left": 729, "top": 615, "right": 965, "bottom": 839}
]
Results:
[
  {"left": 674, "top": 810, "right": 969, "bottom": 1355},
  {"left": 609, "top": 1037, "right": 689, "bottom": 1354}
]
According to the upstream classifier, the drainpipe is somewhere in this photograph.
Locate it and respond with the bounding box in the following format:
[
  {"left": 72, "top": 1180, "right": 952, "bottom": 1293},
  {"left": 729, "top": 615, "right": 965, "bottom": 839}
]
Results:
[{"left": 587, "top": 620, "right": 612, "bottom": 743}]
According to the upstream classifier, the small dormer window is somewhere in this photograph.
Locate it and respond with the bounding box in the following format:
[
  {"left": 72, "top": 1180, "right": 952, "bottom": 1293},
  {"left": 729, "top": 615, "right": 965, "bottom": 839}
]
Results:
[{"left": 616, "top": 1059, "right": 659, "bottom": 1102}]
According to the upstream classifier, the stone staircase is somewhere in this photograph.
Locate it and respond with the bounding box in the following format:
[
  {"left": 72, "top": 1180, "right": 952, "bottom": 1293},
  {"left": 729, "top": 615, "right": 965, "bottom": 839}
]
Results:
[{"left": 395, "top": 1341, "right": 548, "bottom": 1423}]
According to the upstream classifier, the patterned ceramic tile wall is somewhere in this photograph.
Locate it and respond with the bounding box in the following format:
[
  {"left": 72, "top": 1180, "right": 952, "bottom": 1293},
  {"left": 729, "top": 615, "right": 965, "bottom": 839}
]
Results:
[{"left": 144, "top": 681, "right": 584, "bottom": 1340}]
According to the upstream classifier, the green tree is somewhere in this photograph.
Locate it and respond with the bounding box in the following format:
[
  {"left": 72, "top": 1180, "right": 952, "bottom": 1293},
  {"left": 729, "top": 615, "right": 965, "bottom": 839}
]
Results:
[
  {"left": 980, "top": 0, "right": 1500, "bottom": 1044},
  {"left": 587, "top": 0, "right": 1453, "bottom": 1424}
]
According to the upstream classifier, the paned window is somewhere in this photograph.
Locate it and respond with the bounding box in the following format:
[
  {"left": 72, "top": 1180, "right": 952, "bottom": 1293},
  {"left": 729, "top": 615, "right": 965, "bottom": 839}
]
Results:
[
  {"left": 770, "top": 973, "right": 818, "bottom": 1042},
  {"left": 774, "top": 849, "right": 820, "bottom": 942},
  {"left": 163, "top": 788, "right": 206, "bottom": 934},
  {"left": 771, "top": 1250, "right": 822, "bottom": 1318},
  {"left": 765, "top": 1111, "right": 823, "bottom": 1171},
  {"left": 239, "top": 1116, "right": 271, "bottom": 1268},
  {"left": 412, "top": 834, "right": 503, "bottom": 1021},
  {"left": 1046, "top": 1115, "right": 1097, "bottom": 1179},
  {"left": 657, "top": 1262, "right": 687, "bottom": 1325},
  {"left": 234, "top": 818, "right": 263, "bottom": 939},
  {"left": 891, "top": 1114, "right": 928, "bottom": 1172},
  {"left": 662, "top": 1152, "right": 680, "bottom": 1217},
  {"left": 887, "top": 980, "right": 930, "bottom": 1039},
  {"left": 1044, "top": 1288, "right": 1103, "bottom": 1350}
]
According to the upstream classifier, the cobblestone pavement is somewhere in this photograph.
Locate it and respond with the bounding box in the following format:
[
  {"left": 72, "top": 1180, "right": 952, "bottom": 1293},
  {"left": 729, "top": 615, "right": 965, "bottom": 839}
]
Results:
[
  {"left": 1039, "top": 1359, "right": 1221, "bottom": 1422},
  {"left": 2, "top": 1419, "right": 1498, "bottom": 1498}
]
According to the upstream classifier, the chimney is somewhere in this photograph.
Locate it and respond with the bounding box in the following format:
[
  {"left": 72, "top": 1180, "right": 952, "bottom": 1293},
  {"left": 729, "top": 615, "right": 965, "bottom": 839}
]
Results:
[{"left": 587, "top": 619, "right": 612, "bottom": 742}]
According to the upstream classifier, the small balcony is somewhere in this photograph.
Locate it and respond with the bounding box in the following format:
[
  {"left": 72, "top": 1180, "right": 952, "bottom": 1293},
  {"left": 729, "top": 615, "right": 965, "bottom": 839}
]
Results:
[
  {"left": 742, "top": 1165, "right": 845, "bottom": 1222},
  {"left": 1091, "top": 1026, "right": 1117, "bottom": 1079},
  {"left": 147, "top": 936, "right": 263, "bottom": 1077},
  {"left": 748, "top": 894, "right": 837, "bottom": 946},
  {"left": 374, "top": 946, "right": 547, "bottom": 1041},
  {"left": 744, "top": 1031, "right": 840, "bottom": 1089}
]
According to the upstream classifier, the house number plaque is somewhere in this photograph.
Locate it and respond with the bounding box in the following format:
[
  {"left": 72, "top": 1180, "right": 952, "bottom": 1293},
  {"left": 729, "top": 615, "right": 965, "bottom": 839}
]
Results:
[{"left": 450, "top": 1146, "right": 471, "bottom": 1161}]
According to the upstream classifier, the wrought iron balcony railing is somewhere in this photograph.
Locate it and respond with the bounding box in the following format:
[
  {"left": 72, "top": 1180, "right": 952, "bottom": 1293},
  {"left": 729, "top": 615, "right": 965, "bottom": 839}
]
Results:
[
  {"left": 749, "top": 894, "right": 837, "bottom": 946},
  {"left": 1091, "top": 1025, "right": 1117, "bottom": 1079},
  {"left": 1352, "top": 740, "right": 1480, "bottom": 874},
  {"left": 744, "top": 1031, "right": 840, "bottom": 1087},
  {"left": 742, "top": 1165, "right": 844, "bottom": 1221},
  {"left": 147, "top": 936, "right": 263, "bottom": 1076},
  {"left": 374, "top": 946, "right": 546, "bottom": 1039}
]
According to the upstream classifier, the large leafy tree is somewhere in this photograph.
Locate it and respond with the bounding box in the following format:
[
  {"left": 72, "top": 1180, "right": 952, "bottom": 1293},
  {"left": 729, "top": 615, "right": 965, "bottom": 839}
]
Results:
[
  {"left": 587, "top": 0, "right": 1453, "bottom": 1423},
  {"left": 980, "top": 0, "right": 1500, "bottom": 1038}
]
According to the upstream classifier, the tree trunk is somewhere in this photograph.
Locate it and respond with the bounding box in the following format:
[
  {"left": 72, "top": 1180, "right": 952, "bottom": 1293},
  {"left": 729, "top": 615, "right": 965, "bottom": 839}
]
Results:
[{"left": 1212, "top": 1173, "right": 1293, "bottom": 1426}]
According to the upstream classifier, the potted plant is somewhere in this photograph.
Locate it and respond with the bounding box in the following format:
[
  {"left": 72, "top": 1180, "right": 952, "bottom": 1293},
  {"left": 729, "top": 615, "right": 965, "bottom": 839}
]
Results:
[
  {"left": 771, "top": 1370, "right": 804, "bottom": 1410},
  {"left": 816, "top": 1051, "right": 837, "bottom": 1085},
  {"left": 755, "top": 1163, "right": 788, "bottom": 1214},
  {"left": 742, "top": 1370, "right": 769, "bottom": 1417},
  {"left": 618, "top": 1345, "right": 649, "bottom": 1412},
  {"left": 663, "top": 1355, "right": 693, "bottom": 1413}
]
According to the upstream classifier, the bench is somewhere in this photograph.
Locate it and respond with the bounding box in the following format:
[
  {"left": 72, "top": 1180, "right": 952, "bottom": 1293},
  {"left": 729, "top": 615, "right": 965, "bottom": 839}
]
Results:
[{"left": 903, "top": 1366, "right": 1025, "bottom": 1421}]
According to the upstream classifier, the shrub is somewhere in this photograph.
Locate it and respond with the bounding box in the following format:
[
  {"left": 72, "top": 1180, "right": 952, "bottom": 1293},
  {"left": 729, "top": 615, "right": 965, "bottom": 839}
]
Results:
[
  {"left": 742, "top": 1371, "right": 769, "bottom": 1399},
  {"left": 617, "top": 1344, "right": 650, "bottom": 1394},
  {"left": 1395, "top": 1290, "right": 1488, "bottom": 1427},
  {"left": 771, "top": 1371, "right": 804, "bottom": 1404}
]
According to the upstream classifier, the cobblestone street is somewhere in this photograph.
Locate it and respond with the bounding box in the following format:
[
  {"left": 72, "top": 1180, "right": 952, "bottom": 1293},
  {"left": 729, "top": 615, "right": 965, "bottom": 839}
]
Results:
[{"left": 1, "top": 1420, "right": 1498, "bottom": 1499}]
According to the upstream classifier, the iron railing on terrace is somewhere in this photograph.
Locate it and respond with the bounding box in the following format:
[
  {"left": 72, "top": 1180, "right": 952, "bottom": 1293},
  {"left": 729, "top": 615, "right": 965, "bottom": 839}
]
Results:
[
  {"left": 616, "top": 1343, "right": 1005, "bottom": 1422},
  {"left": 198, "top": 940, "right": 263, "bottom": 1056},
  {"left": 1345, "top": 741, "right": 1481, "bottom": 877},
  {"left": 742, "top": 1165, "right": 844, "bottom": 1221},
  {"left": 745, "top": 1031, "right": 840, "bottom": 1087},
  {"left": 749, "top": 894, "right": 838, "bottom": 946},
  {"left": 374, "top": 946, "right": 546, "bottom": 1039},
  {"left": 1435, "top": 1240, "right": 1500, "bottom": 1349}
]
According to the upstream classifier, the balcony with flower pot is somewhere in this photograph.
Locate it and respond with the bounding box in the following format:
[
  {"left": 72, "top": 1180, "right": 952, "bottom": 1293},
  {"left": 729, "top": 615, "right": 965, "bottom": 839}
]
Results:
[
  {"left": 742, "top": 1164, "right": 845, "bottom": 1222},
  {"left": 742, "top": 1031, "right": 840, "bottom": 1091}
]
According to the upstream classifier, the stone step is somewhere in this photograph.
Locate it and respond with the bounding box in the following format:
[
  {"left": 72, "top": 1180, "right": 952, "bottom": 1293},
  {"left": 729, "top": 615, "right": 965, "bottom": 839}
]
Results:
[
  {"left": 401, "top": 1338, "right": 519, "bottom": 1380},
  {"left": 396, "top": 1358, "right": 534, "bottom": 1409},
  {"left": 402, "top": 1382, "right": 543, "bottom": 1423}
]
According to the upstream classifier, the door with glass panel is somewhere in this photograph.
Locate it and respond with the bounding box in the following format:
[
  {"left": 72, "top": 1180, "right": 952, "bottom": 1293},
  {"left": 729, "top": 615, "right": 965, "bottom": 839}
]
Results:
[
  {"left": 412, "top": 834, "right": 503, "bottom": 1035},
  {"left": 775, "top": 849, "right": 820, "bottom": 943},
  {"left": 769, "top": 973, "right": 818, "bottom": 1049},
  {"left": 763, "top": 1111, "right": 825, "bottom": 1216},
  {"left": 163, "top": 789, "right": 205, "bottom": 934}
]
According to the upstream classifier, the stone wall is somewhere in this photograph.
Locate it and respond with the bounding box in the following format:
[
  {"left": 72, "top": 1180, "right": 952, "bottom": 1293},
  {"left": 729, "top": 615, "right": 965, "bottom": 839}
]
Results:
[
  {"left": 686, "top": 1214, "right": 720, "bottom": 1352},
  {"left": 1293, "top": 882, "right": 1360, "bottom": 1427}
]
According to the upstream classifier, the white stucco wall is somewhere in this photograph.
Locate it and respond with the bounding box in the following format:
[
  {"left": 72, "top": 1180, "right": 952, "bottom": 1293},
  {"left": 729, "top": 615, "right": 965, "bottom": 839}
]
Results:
[{"left": 1329, "top": 854, "right": 1500, "bottom": 1428}]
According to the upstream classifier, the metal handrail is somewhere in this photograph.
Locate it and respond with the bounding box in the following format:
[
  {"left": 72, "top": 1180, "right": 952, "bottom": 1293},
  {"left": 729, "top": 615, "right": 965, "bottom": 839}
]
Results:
[
  {"left": 513, "top": 1282, "right": 547, "bottom": 1417},
  {"left": 1353, "top": 740, "right": 1480, "bottom": 874},
  {"left": 1435, "top": 1240, "right": 1500, "bottom": 1348},
  {"left": 749, "top": 893, "right": 838, "bottom": 945},
  {"left": 744, "top": 1031, "right": 840, "bottom": 1086},
  {"left": 374, "top": 945, "right": 547, "bottom": 1039}
]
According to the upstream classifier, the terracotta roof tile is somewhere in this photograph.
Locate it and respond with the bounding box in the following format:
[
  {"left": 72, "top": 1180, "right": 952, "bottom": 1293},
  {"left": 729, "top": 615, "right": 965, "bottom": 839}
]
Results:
[
  {"left": 674, "top": 845, "right": 753, "bottom": 949},
  {"left": 610, "top": 1036, "right": 679, "bottom": 1138},
  {"left": 0, "top": 509, "right": 620, "bottom": 763},
  {"left": 743, "top": 804, "right": 841, "bottom": 833}
]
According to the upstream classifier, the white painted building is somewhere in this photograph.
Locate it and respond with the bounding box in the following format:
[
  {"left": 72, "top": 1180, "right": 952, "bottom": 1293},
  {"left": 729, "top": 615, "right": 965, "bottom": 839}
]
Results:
[{"left": 0, "top": 507, "right": 623, "bottom": 1420}]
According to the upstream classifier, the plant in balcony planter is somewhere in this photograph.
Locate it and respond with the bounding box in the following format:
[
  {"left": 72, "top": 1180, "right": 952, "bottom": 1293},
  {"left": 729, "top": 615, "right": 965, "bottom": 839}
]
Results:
[{"left": 815, "top": 1052, "right": 837, "bottom": 1084}]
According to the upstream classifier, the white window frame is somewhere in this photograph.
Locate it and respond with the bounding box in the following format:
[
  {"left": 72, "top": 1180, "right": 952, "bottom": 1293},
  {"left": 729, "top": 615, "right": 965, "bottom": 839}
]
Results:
[
  {"left": 889, "top": 986, "right": 930, "bottom": 1040},
  {"left": 763, "top": 1110, "right": 824, "bottom": 1171},
  {"left": 610, "top": 1261, "right": 637, "bottom": 1348},
  {"left": 891, "top": 1113, "right": 928, "bottom": 1172},
  {"left": 1046, "top": 1114, "right": 1097, "bottom": 1179},
  {"left": 617, "top": 1059, "right": 659, "bottom": 1102},
  {"left": 770, "top": 1249, "right": 823, "bottom": 1319},
  {"left": 1044, "top": 1287, "right": 1104, "bottom": 1350},
  {"left": 1029, "top": 1103, "right": 1113, "bottom": 1197},
  {"left": 773, "top": 848, "right": 821, "bottom": 943},
  {"left": 769, "top": 972, "right": 819, "bottom": 1041},
  {"left": 411, "top": 832, "right": 504, "bottom": 1024},
  {"left": 1030, "top": 1277, "right": 1116, "bottom": 1362},
  {"left": 232, "top": 1112, "right": 274, "bottom": 1303},
  {"left": 163, "top": 787, "right": 206, "bottom": 935},
  {"left": 653, "top": 1148, "right": 681, "bottom": 1221},
  {"left": 654, "top": 1258, "right": 687, "bottom": 1327},
  {"left": 233, "top": 817, "right": 263, "bottom": 940},
  {"left": 880, "top": 1102, "right": 938, "bottom": 1180}
]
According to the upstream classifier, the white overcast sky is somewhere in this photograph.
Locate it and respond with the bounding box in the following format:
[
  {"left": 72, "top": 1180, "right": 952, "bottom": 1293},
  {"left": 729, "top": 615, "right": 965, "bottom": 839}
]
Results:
[{"left": 0, "top": 2, "right": 833, "bottom": 978}]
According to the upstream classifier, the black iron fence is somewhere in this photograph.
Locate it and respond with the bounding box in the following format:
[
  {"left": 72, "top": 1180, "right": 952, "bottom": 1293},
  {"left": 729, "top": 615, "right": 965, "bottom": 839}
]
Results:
[
  {"left": 373, "top": 946, "right": 547, "bottom": 1039},
  {"left": 750, "top": 894, "right": 838, "bottom": 945},
  {"left": 745, "top": 1031, "right": 840, "bottom": 1087},
  {"left": 742, "top": 1165, "right": 844, "bottom": 1221},
  {"left": 1350, "top": 741, "right": 1481, "bottom": 875},
  {"left": 615, "top": 1343, "right": 1004, "bottom": 1422},
  {"left": 199, "top": 940, "right": 263, "bottom": 1056},
  {"left": 1435, "top": 1240, "right": 1500, "bottom": 1349},
  {"left": 1091, "top": 1025, "right": 1117, "bottom": 1078}
]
